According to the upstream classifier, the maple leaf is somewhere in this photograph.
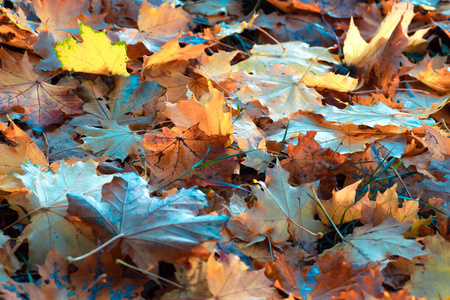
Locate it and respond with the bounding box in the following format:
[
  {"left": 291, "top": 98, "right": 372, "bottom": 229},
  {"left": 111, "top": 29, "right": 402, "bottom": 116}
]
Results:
[
  {"left": 67, "top": 173, "right": 229, "bottom": 270},
  {"left": 232, "top": 65, "right": 324, "bottom": 121},
  {"left": 409, "top": 55, "right": 450, "bottom": 93},
  {"left": 301, "top": 72, "right": 359, "bottom": 93},
  {"left": 0, "top": 231, "right": 21, "bottom": 281},
  {"left": 232, "top": 41, "right": 338, "bottom": 75},
  {"left": 409, "top": 234, "right": 450, "bottom": 299},
  {"left": 326, "top": 217, "right": 426, "bottom": 265},
  {"left": 164, "top": 81, "right": 233, "bottom": 140},
  {"left": 206, "top": 253, "right": 278, "bottom": 299},
  {"left": 235, "top": 159, "right": 327, "bottom": 244},
  {"left": 143, "top": 125, "right": 235, "bottom": 187},
  {"left": 55, "top": 23, "right": 129, "bottom": 76},
  {"left": 343, "top": 2, "right": 414, "bottom": 68},
  {"left": 0, "top": 120, "right": 48, "bottom": 175},
  {"left": 142, "top": 37, "right": 207, "bottom": 79},
  {"left": 360, "top": 183, "right": 419, "bottom": 225},
  {"left": 315, "top": 102, "right": 435, "bottom": 130},
  {"left": 263, "top": 251, "right": 383, "bottom": 299},
  {"left": 33, "top": 0, "right": 106, "bottom": 41},
  {"left": 0, "top": 247, "right": 145, "bottom": 299},
  {"left": 75, "top": 119, "right": 142, "bottom": 160},
  {"left": 265, "top": 113, "right": 391, "bottom": 154},
  {"left": 117, "top": 0, "right": 192, "bottom": 52},
  {"left": 0, "top": 48, "right": 83, "bottom": 132},
  {"left": 1, "top": 159, "right": 113, "bottom": 266},
  {"left": 34, "top": 27, "right": 62, "bottom": 71},
  {"left": 317, "top": 180, "right": 365, "bottom": 226},
  {"left": 280, "top": 131, "right": 347, "bottom": 186},
  {"left": 77, "top": 75, "right": 166, "bottom": 122},
  {"left": 373, "top": 16, "right": 410, "bottom": 99},
  {"left": 235, "top": 137, "right": 272, "bottom": 174}
]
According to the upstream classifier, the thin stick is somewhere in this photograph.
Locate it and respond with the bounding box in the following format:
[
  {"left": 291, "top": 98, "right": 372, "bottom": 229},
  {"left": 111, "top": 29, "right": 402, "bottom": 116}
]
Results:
[
  {"left": 116, "top": 259, "right": 183, "bottom": 289},
  {"left": 66, "top": 233, "right": 124, "bottom": 263}
]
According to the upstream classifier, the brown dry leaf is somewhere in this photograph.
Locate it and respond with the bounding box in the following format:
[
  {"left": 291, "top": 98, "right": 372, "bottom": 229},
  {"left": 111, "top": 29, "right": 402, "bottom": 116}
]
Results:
[
  {"left": 206, "top": 253, "right": 279, "bottom": 299},
  {"left": 409, "top": 55, "right": 450, "bottom": 93},
  {"left": 263, "top": 254, "right": 306, "bottom": 298},
  {"left": 265, "top": 251, "right": 384, "bottom": 299},
  {"left": 373, "top": 14, "right": 410, "bottom": 99},
  {"left": 0, "top": 120, "right": 48, "bottom": 175},
  {"left": 307, "top": 251, "right": 384, "bottom": 300},
  {"left": 360, "top": 184, "right": 419, "bottom": 225},
  {"left": 428, "top": 198, "right": 450, "bottom": 240},
  {"left": 0, "top": 48, "right": 83, "bottom": 131},
  {"left": 142, "top": 37, "right": 207, "bottom": 79},
  {"left": 235, "top": 159, "right": 327, "bottom": 244},
  {"left": 0, "top": 247, "right": 145, "bottom": 299},
  {"left": 163, "top": 257, "right": 212, "bottom": 299},
  {"left": 0, "top": 231, "right": 21, "bottom": 281},
  {"left": 317, "top": 180, "right": 365, "bottom": 226},
  {"left": 143, "top": 125, "right": 234, "bottom": 187},
  {"left": 280, "top": 131, "right": 347, "bottom": 186},
  {"left": 164, "top": 81, "right": 233, "bottom": 141}
]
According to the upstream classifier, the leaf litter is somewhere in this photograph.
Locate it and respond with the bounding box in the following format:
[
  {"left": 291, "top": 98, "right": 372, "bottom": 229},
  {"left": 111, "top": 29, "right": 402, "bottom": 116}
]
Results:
[{"left": 0, "top": 0, "right": 449, "bottom": 299}]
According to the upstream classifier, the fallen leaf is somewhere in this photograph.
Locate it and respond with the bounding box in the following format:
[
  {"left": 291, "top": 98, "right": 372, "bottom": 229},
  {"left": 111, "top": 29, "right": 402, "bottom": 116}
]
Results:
[
  {"left": 409, "top": 234, "right": 450, "bottom": 299},
  {"left": 232, "top": 65, "right": 324, "bottom": 121},
  {"left": 317, "top": 180, "right": 365, "bottom": 226},
  {"left": 67, "top": 173, "right": 229, "bottom": 270},
  {"left": 0, "top": 120, "right": 48, "bottom": 175},
  {"left": 360, "top": 183, "right": 419, "bottom": 225},
  {"left": 206, "top": 253, "right": 278, "bottom": 299},
  {"left": 0, "top": 48, "right": 83, "bottom": 132},
  {"left": 75, "top": 119, "right": 142, "bottom": 160},
  {"left": 235, "top": 159, "right": 327, "bottom": 244},
  {"left": 164, "top": 81, "right": 233, "bottom": 140},
  {"left": 326, "top": 217, "right": 426, "bottom": 265},
  {"left": 117, "top": 0, "right": 191, "bottom": 52},
  {"left": 3, "top": 159, "right": 112, "bottom": 266},
  {"left": 280, "top": 131, "right": 347, "bottom": 186},
  {"left": 143, "top": 125, "right": 234, "bottom": 187},
  {"left": 55, "top": 23, "right": 129, "bottom": 76}
]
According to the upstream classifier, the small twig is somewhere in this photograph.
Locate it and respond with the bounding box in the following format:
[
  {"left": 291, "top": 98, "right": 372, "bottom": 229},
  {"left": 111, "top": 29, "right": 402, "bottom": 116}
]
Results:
[
  {"left": 116, "top": 259, "right": 183, "bottom": 289},
  {"left": 252, "top": 25, "right": 286, "bottom": 53}
]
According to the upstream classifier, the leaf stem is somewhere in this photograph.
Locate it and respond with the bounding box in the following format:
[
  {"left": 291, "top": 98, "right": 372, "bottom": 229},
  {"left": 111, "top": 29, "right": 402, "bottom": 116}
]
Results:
[
  {"left": 116, "top": 259, "right": 184, "bottom": 289},
  {"left": 66, "top": 233, "right": 124, "bottom": 263}
]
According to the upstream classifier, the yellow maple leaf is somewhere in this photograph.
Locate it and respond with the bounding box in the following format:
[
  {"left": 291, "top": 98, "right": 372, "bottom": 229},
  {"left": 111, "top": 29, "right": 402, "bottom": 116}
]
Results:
[{"left": 55, "top": 23, "right": 129, "bottom": 76}]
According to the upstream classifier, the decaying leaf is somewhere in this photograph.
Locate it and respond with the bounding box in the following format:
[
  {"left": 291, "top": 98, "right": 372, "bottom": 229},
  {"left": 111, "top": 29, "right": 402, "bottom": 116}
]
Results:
[
  {"left": 0, "top": 48, "right": 83, "bottom": 132},
  {"left": 143, "top": 125, "right": 234, "bottom": 187},
  {"left": 67, "top": 172, "right": 229, "bottom": 270}
]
